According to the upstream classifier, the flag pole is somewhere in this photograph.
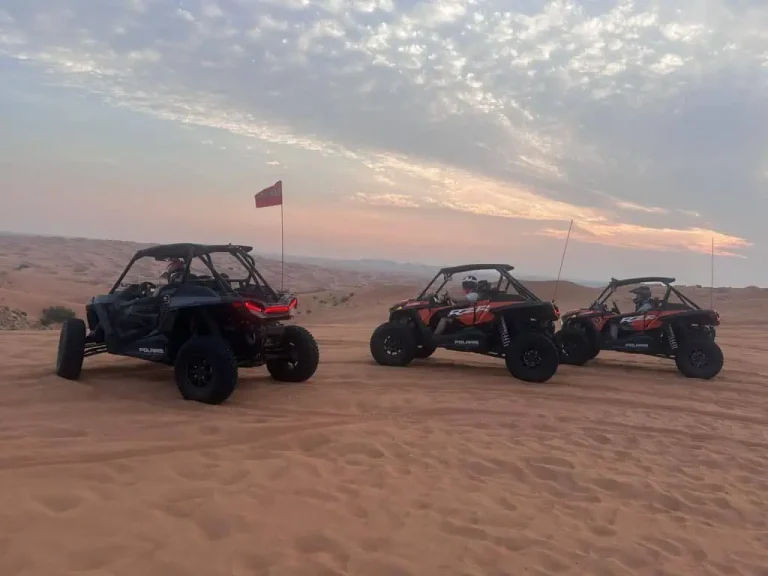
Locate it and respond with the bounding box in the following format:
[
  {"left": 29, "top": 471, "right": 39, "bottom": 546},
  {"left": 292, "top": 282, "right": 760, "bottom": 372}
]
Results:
[{"left": 280, "top": 196, "right": 285, "bottom": 292}]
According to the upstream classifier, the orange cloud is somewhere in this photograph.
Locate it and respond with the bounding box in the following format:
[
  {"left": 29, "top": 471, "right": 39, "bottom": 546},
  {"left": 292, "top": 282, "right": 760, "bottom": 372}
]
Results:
[
  {"left": 352, "top": 152, "right": 752, "bottom": 257},
  {"left": 539, "top": 223, "right": 751, "bottom": 257}
]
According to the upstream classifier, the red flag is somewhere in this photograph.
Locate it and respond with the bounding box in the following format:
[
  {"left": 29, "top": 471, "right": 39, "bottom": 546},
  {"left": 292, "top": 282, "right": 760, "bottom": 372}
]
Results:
[{"left": 255, "top": 180, "right": 283, "bottom": 208}]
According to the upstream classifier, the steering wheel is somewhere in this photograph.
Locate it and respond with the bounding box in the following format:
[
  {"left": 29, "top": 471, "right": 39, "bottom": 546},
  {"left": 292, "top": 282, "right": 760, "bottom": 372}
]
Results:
[
  {"left": 429, "top": 291, "right": 450, "bottom": 306},
  {"left": 139, "top": 281, "right": 157, "bottom": 297},
  {"left": 611, "top": 300, "right": 620, "bottom": 315}
]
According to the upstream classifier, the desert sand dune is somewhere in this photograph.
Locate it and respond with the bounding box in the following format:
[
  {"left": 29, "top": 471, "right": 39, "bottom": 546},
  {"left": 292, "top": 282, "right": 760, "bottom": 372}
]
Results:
[{"left": 1, "top": 234, "right": 768, "bottom": 575}]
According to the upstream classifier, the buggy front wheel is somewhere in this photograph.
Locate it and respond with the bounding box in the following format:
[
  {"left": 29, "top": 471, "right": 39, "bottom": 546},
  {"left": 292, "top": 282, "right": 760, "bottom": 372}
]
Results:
[
  {"left": 370, "top": 321, "right": 417, "bottom": 367},
  {"left": 56, "top": 318, "right": 86, "bottom": 380},
  {"left": 505, "top": 332, "right": 560, "bottom": 383}
]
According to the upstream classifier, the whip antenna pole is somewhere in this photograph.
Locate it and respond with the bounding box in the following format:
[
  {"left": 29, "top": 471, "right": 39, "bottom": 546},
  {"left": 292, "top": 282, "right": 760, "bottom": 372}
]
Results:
[
  {"left": 553, "top": 219, "right": 574, "bottom": 302},
  {"left": 280, "top": 198, "right": 285, "bottom": 292},
  {"left": 710, "top": 237, "right": 714, "bottom": 309}
]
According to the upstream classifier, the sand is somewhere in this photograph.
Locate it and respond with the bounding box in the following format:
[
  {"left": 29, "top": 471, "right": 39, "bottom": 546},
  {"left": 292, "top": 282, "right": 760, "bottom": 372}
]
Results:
[{"left": 1, "top": 234, "right": 768, "bottom": 575}]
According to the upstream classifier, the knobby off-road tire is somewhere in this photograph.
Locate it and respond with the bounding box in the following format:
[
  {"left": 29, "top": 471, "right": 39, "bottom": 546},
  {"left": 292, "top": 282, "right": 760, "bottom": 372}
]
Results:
[
  {"left": 675, "top": 337, "right": 724, "bottom": 380},
  {"left": 555, "top": 327, "right": 593, "bottom": 366},
  {"left": 370, "top": 321, "right": 417, "bottom": 367},
  {"left": 174, "top": 336, "right": 238, "bottom": 404},
  {"left": 505, "top": 332, "right": 560, "bottom": 383},
  {"left": 267, "top": 325, "right": 320, "bottom": 383},
  {"left": 55, "top": 318, "right": 86, "bottom": 380}
]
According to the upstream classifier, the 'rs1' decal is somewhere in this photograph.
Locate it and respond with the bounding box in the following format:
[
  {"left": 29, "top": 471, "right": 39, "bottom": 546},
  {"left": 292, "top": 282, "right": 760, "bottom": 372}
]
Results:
[
  {"left": 448, "top": 305, "right": 491, "bottom": 317},
  {"left": 620, "top": 314, "right": 656, "bottom": 324}
]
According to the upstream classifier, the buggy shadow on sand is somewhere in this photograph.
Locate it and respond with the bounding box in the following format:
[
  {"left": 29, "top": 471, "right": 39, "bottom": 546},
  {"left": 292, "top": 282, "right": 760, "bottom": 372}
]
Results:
[
  {"left": 555, "top": 276, "right": 723, "bottom": 379},
  {"left": 55, "top": 243, "right": 319, "bottom": 404},
  {"left": 369, "top": 263, "right": 562, "bottom": 383}
]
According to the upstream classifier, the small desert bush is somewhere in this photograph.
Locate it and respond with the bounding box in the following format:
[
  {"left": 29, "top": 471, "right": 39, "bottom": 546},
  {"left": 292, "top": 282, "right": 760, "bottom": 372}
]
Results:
[{"left": 40, "top": 306, "right": 76, "bottom": 326}]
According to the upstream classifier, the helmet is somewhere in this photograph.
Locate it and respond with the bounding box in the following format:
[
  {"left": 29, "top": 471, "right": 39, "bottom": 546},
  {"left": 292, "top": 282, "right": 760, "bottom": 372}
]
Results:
[
  {"left": 161, "top": 258, "right": 185, "bottom": 283},
  {"left": 629, "top": 285, "right": 652, "bottom": 305},
  {"left": 461, "top": 275, "right": 478, "bottom": 293}
]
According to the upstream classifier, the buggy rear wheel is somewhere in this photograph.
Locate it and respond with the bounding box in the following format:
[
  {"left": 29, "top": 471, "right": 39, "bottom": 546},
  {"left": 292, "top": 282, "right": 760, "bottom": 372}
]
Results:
[
  {"left": 267, "top": 325, "right": 320, "bottom": 383},
  {"left": 56, "top": 318, "right": 86, "bottom": 380},
  {"left": 505, "top": 332, "right": 560, "bottom": 383},
  {"left": 174, "top": 336, "right": 238, "bottom": 404},
  {"left": 555, "top": 327, "right": 592, "bottom": 366},
  {"left": 675, "top": 338, "right": 723, "bottom": 380},
  {"left": 370, "top": 321, "right": 417, "bottom": 367}
]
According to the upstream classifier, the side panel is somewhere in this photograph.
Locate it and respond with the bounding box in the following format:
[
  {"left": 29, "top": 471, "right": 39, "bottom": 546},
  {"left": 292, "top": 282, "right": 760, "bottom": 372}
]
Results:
[
  {"left": 643, "top": 310, "right": 717, "bottom": 330},
  {"left": 111, "top": 333, "right": 171, "bottom": 363},
  {"left": 88, "top": 294, "right": 121, "bottom": 340},
  {"left": 435, "top": 328, "right": 490, "bottom": 353},
  {"left": 603, "top": 333, "right": 661, "bottom": 354}
]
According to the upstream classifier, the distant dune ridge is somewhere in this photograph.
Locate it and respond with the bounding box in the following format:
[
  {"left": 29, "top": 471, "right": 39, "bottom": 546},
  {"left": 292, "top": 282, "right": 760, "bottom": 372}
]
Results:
[{"left": 1, "top": 232, "right": 764, "bottom": 329}]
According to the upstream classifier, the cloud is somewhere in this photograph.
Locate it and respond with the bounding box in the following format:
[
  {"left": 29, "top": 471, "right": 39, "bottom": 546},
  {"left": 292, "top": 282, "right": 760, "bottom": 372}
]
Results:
[
  {"left": 352, "top": 192, "right": 420, "bottom": 208},
  {"left": 614, "top": 200, "right": 667, "bottom": 214},
  {"left": 0, "top": 0, "right": 764, "bottom": 257},
  {"left": 540, "top": 222, "right": 749, "bottom": 258}
]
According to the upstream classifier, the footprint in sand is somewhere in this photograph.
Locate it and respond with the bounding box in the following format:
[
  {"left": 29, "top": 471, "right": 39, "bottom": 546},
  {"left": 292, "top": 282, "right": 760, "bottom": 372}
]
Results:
[
  {"left": 295, "top": 431, "right": 334, "bottom": 453},
  {"left": 37, "top": 425, "right": 89, "bottom": 439},
  {"left": 193, "top": 507, "right": 248, "bottom": 542},
  {"left": 170, "top": 461, "right": 217, "bottom": 482},
  {"left": 588, "top": 523, "right": 617, "bottom": 538},
  {"left": 293, "top": 486, "right": 339, "bottom": 504},
  {"left": 66, "top": 543, "right": 126, "bottom": 572},
  {"left": 438, "top": 518, "right": 489, "bottom": 541},
  {"left": 35, "top": 492, "right": 87, "bottom": 514},
  {"left": 294, "top": 530, "right": 351, "bottom": 568},
  {"left": 218, "top": 467, "right": 251, "bottom": 487},
  {"left": 229, "top": 552, "right": 272, "bottom": 576},
  {"left": 349, "top": 557, "right": 415, "bottom": 576}
]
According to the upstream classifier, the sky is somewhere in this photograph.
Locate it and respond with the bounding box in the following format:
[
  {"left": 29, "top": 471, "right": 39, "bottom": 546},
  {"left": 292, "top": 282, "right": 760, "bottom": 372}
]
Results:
[{"left": 0, "top": 0, "right": 766, "bottom": 287}]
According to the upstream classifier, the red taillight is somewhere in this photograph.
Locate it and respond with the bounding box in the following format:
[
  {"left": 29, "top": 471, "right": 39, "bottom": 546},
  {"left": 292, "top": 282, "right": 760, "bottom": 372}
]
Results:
[{"left": 239, "top": 298, "right": 297, "bottom": 315}]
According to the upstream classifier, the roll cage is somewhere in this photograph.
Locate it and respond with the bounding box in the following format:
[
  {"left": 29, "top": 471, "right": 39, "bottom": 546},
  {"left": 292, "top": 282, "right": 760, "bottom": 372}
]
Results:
[
  {"left": 108, "top": 243, "right": 279, "bottom": 300},
  {"left": 590, "top": 276, "right": 701, "bottom": 311},
  {"left": 415, "top": 264, "right": 542, "bottom": 302}
]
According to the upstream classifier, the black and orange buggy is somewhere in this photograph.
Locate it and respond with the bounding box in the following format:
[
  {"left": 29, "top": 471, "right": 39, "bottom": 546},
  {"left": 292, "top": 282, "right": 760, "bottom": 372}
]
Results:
[
  {"left": 555, "top": 276, "right": 723, "bottom": 379},
  {"left": 369, "top": 264, "right": 562, "bottom": 383}
]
